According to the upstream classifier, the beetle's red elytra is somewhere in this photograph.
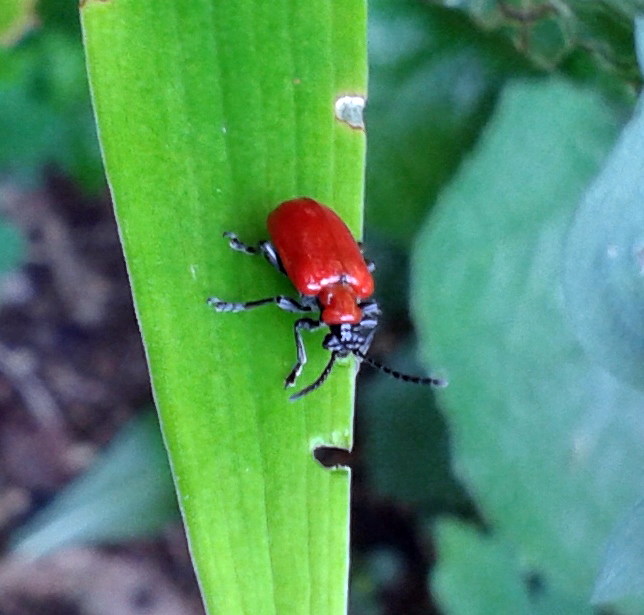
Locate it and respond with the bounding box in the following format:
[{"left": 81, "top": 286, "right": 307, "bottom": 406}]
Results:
[
  {"left": 268, "top": 199, "right": 374, "bottom": 324},
  {"left": 207, "top": 197, "right": 446, "bottom": 400}
]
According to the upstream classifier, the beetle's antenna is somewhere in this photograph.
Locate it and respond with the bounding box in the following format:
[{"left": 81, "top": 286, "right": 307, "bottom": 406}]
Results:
[
  {"left": 290, "top": 352, "right": 339, "bottom": 401},
  {"left": 353, "top": 350, "right": 447, "bottom": 388}
]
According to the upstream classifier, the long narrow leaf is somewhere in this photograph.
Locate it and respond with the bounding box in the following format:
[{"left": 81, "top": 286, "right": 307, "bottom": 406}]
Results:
[{"left": 81, "top": 1, "right": 366, "bottom": 613}]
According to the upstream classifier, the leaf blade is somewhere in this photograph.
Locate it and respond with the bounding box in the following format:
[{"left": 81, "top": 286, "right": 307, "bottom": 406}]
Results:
[{"left": 81, "top": 1, "right": 366, "bottom": 613}]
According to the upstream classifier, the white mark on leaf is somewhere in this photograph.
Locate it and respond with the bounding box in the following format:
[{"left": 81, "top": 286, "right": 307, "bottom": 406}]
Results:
[{"left": 334, "top": 95, "right": 365, "bottom": 130}]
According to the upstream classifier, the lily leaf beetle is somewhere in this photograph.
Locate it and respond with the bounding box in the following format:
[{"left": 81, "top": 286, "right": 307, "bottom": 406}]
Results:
[{"left": 207, "top": 197, "right": 446, "bottom": 401}]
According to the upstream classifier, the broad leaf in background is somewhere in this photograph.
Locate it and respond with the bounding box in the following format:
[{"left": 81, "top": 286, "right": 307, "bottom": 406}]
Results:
[
  {"left": 593, "top": 497, "right": 644, "bottom": 604},
  {"left": 564, "top": 47, "right": 644, "bottom": 391},
  {"left": 432, "top": 519, "right": 596, "bottom": 614},
  {"left": 81, "top": 1, "right": 366, "bottom": 614},
  {"left": 413, "top": 78, "right": 644, "bottom": 611},
  {"left": 11, "top": 412, "right": 177, "bottom": 557},
  {"left": 366, "top": 0, "right": 532, "bottom": 244},
  {"left": 586, "top": 17, "right": 644, "bottom": 605},
  {"left": 432, "top": 520, "right": 535, "bottom": 614}
]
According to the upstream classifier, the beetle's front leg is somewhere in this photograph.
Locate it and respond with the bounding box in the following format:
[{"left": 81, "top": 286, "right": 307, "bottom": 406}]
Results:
[
  {"left": 284, "top": 317, "right": 324, "bottom": 388},
  {"left": 354, "top": 300, "right": 380, "bottom": 357},
  {"left": 290, "top": 352, "right": 339, "bottom": 401},
  {"left": 223, "top": 232, "right": 285, "bottom": 275},
  {"left": 360, "top": 299, "right": 381, "bottom": 320}
]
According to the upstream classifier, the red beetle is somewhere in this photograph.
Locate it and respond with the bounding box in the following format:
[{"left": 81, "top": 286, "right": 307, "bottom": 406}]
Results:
[{"left": 208, "top": 197, "right": 446, "bottom": 400}]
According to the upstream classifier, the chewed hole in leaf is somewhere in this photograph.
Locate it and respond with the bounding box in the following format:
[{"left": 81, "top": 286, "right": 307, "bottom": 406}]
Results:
[{"left": 313, "top": 446, "right": 352, "bottom": 469}]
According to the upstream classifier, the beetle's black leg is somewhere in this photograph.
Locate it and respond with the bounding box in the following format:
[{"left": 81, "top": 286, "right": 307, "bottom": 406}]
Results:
[
  {"left": 345, "top": 300, "right": 379, "bottom": 358},
  {"left": 358, "top": 301, "right": 380, "bottom": 346},
  {"left": 290, "top": 352, "right": 339, "bottom": 401},
  {"left": 223, "top": 232, "right": 258, "bottom": 255},
  {"left": 360, "top": 299, "right": 381, "bottom": 318},
  {"left": 356, "top": 325, "right": 377, "bottom": 359},
  {"left": 223, "top": 232, "right": 286, "bottom": 275},
  {"left": 284, "top": 317, "right": 324, "bottom": 388},
  {"left": 207, "top": 295, "right": 312, "bottom": 314},
  {"left": 257, "top": 241, "right": 285, "bottom": 273}
]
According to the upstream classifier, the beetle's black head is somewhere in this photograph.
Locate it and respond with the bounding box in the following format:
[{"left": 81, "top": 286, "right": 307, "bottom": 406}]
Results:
[
  {"left": 323, "top": 320, "right": 377, "bottom": 359},
  {"left": 290, "top": 299, "right": 444, "bottom": 401},
  {"left": 320, "top": 318, "right": 447, "bottom": 393}
]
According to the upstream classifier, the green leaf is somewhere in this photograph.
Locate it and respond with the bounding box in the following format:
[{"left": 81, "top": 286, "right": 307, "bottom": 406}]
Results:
[
  {"left": 413, "top": 78, "right": 644, "bottom": 607},
  {"left": 0, "top": 0, "right": 35, "bottom": 46},
  {"left": 593, "top": 497, "right": 644, "bottom": 604},
  {"left": 432, "top": 519, "right": 596, "bottom": 615},
  {"left": 10, "top": 412, "right": 177, "bottom": 557},
  {"left": 0, "top": 29, "right": 103, "bottom": 191},
  {"left": 563, "top": 17, "right": 644, "bottom": 391},
  {"left": 366, "top": 0, "right": 532, "bottom": 244},
  {"left": 81, "top": 1, "right": 366, "bottom": 614},
  {"left": 432, "top": 520, "right": 535, "bottom": 614}
]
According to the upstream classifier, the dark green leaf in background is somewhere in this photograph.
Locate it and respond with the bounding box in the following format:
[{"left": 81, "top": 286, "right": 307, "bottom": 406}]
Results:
[
  {"left": 0, "top": 29, "right": 103, "bottom": 191},
  {"left": 360, "top": 346, "right": 466, "bottom": 513},
  {"left": 428, "top": 0, "right": 640, "bottom": 84},
  {"left": 366, "top": 0, "right": 533, "bottom": 245}
]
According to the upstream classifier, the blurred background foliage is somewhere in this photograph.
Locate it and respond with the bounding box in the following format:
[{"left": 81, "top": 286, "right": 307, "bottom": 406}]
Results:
[
  {"left": 0, "top": 0, "right": 102, "bottom": 192},
  {"left": 1, "top": 0, "right": 643, "bottom": 614}
]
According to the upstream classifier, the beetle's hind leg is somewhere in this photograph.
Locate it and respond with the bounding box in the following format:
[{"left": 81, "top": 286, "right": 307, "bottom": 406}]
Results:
[
  {"left": 223, "top": 232, "right": 286, "bottom": 275},
  {"left": 207, "top": 295, "right": 312, "bottom": 314}
]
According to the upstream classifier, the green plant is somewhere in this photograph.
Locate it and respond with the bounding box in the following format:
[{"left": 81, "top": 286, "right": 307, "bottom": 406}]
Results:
[{"left": 81, "top": 1, "right": 366, "bottom": 613}]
